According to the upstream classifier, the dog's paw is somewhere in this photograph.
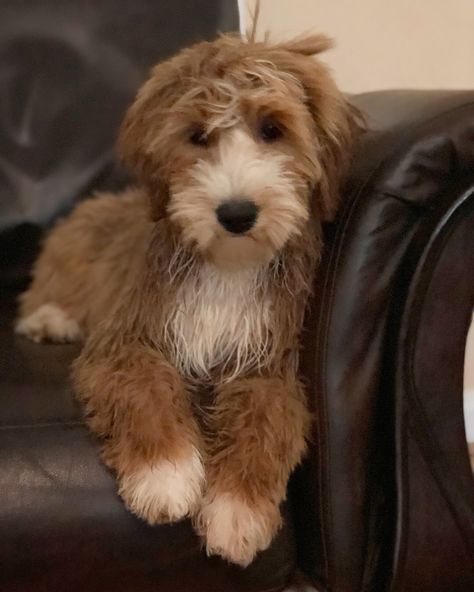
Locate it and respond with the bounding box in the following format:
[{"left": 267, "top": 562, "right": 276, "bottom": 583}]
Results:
[
  {"left": 195, "top": 494, "right": 281, "bottom": 567},
  {"left": 15, "top": 304, "right": 82, "bottom": 343},
  {"left": 119, "top": 448, "right": 205, "bottom": 524}
]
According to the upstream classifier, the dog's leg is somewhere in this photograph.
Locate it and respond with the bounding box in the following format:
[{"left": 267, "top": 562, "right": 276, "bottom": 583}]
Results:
[
  {"left": 73, "top": 343, "right": 204, "bottom": 524},
  {"left": 196, "top": 376, "right": 311, "bottom": 566}
]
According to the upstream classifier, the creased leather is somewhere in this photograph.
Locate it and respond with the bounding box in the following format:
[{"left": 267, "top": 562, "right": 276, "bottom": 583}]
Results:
[{"left": 295, "top": 90, "right": 474, "bottom": 592}]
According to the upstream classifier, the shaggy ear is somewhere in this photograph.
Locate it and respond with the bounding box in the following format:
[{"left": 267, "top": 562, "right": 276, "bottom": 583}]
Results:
[
  {"left": 117, "top": 60, "right": 181, "bottom": 220},
  {"left": 277, "top": 33, "right": 334, "bottom": 57},
  {"left": 275, "top": 36, "right": 363, "bottom": 221},
  {"left": 310, "top": 84, "right": 363, "bottom": 221}
]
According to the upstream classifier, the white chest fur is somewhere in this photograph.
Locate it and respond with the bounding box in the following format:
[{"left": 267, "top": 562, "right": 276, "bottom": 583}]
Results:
[{"left": 163, "top": 264, "right": 271, "bottom": 381}]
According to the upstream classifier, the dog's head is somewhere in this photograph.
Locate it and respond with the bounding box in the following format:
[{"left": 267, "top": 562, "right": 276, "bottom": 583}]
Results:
[{"left": 119, "top": 34, "right": 361, "bottom": 270}]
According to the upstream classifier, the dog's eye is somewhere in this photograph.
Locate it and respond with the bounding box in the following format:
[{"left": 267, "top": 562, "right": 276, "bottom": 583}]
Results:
[
  {"left": 260, "top": 119, "right": 283, "bottom": 143},
  {"left": 189, "top": 127, "right": 209, "bottom": 147}
]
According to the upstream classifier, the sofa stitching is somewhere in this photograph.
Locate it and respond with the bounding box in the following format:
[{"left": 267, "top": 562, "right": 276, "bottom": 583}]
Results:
[{"left": 318, "top": 99, "right": 474, "bottom": 590}]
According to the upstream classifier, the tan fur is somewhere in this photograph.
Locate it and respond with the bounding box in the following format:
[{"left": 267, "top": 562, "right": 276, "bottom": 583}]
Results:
[
  {"left": 16, "top": 33, "right": 362, "bottom": 565},
  {"left": 196, "top": 376, "right": 311, "bottom": 565},
  {"left": 18, "top": 188, "right": 153, "bottom": 334}
]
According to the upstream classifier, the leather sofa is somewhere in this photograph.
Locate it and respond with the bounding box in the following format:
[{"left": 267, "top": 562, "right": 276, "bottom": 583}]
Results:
[
  {"left": 1, "top": 2, "right": 473, "bottom": 591},
  {"left": 295, "top": 89, "right": 474, "bottom": 592}
]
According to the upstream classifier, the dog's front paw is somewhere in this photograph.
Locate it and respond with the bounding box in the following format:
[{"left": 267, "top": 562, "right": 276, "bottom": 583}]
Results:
[
  {"left": 195, "top": 494, "right": 281, "bottom": 567},
  {"left": 119, "top": 448, "right": 205, "bottom": 524},
  {"left": 16, "top": 304, "right": 82, "bottom": 343}
]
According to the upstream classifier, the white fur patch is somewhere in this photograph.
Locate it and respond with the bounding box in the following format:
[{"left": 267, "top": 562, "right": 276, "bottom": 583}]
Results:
[
  {"left": 119, "top": 448, "right": 204, "bottom": 524},
  {"left": 163, "top": 264, "right": 271, "bottom": 382},
  {"left": 168, "top": 128, "right": 308, "bottom": 258},
  {"left": 193, "top": 129, "right": 306, "bottom": 227},
  {"left": 15, "top": 304, "right": 82, "bottom": 343},
  {"left": 197, "top": 494, "right": 276, "bottom": 567},
  {"left": 209, "top": 129, "right": 287, "bottom": 199}
]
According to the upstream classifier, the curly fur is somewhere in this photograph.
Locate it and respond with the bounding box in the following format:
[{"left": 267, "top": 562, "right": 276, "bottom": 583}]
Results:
[{"left": 16, "top": 32, "right": 361, "bottom": 566}]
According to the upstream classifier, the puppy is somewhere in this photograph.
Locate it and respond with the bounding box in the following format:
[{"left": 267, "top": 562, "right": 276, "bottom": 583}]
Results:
[{"left": 16, "top": 33, "right": 360, "bottom": 566}]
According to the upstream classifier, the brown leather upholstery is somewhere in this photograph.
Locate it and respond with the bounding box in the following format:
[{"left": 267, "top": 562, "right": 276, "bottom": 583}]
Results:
[
  {"left": 0, "top": 3, "right": 473, "bottom": 589},
  {"left": 294, "top": 90, "right": 474, "bottom": 592}
]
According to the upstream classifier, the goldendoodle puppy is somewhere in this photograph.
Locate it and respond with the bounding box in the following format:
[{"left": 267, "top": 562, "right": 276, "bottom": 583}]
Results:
[{"left": 16, "top": 33, "right": 360, "bottom": 566}]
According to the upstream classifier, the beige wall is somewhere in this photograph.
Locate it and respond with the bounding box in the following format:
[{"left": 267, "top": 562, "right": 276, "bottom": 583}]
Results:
[{"left": 244, "top": 0, "right": 474, "bottom": 94}]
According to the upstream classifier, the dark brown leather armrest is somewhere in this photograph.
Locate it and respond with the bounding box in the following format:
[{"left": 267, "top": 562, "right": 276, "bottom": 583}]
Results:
[{"left": 294, "top": 90, "right": 474, "bottom": 592}]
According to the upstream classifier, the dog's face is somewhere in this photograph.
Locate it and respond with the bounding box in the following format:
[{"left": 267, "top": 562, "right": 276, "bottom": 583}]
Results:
[{"left": 120, "top": 35, "right": 360, "bottom": 270}]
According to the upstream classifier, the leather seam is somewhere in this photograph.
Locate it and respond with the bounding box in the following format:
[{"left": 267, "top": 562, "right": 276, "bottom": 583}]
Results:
[
  {"left": 404, "top": 194, "right": 474, "bottom": 552},
  {"left": 319, "top": 100, "right": 474, "bottom": 591}
]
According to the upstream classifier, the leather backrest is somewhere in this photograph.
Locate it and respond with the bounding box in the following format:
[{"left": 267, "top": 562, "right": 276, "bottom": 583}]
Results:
[
  {"left": 0, "top": 0, "right": 238, "bottom": 283},
  {"left": 294, "top": 90, "right": 474, "bottom": 592}
]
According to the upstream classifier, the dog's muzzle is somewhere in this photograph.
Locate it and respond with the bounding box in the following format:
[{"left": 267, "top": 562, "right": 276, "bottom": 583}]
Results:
[{"left": 215, "top": 199, "right": 259, "bottom": 234}]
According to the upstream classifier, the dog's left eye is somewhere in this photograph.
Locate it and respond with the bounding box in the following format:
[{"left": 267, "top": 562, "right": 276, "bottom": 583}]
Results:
[
  {"left": 189, "top": 127, "right": 209, "bottom": 147},
  {"left": 259, "top": 119, "right": 283, "bottom": 143}
]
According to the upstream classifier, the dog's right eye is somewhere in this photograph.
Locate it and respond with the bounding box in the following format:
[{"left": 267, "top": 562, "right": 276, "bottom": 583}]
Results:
[
  {"left": 260, "top": 119, "right": 283, "bottom": 143},
  {"left": 189, "top": 127, "right": 209, "bottom": 147}
]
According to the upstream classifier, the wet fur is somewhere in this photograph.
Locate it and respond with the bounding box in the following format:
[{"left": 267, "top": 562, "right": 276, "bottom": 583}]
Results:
[{"left": 17, "top": 33, "right": 361, "bottom": 566}]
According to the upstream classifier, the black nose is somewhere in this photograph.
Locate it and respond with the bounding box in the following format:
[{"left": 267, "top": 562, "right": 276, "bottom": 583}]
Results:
[{"left": 216, "top": 199, "right": 259, "bottom": 234}]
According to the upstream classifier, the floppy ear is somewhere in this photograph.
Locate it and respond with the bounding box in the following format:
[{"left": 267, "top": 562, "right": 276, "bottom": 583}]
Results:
[
  {"left": 118, "top": 58, "right": 183, "bottom": 220},
  {"left": 309, "top": 78, "right": 363, "bottom": 222},
  {"left": 276, "top": 35, "right": 364, "bottom": 221}
]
